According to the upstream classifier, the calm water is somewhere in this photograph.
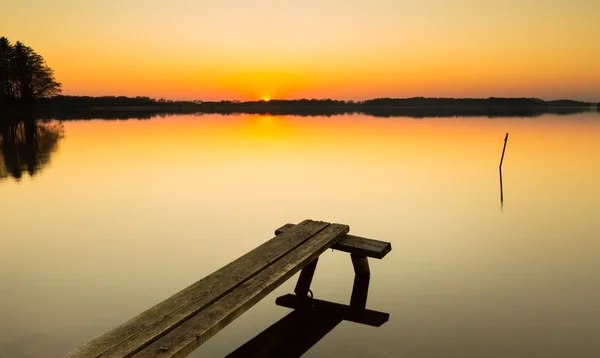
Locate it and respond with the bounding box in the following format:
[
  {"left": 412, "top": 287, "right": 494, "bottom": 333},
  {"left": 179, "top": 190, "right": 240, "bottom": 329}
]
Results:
[{"left": 1, "top": 112, "right": 599, "bottom": 357}]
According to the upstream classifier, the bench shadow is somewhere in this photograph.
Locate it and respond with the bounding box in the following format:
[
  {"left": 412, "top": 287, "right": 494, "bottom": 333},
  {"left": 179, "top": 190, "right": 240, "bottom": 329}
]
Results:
[{"left": 226, "top": 275, "right": 389, "bottom": 358}]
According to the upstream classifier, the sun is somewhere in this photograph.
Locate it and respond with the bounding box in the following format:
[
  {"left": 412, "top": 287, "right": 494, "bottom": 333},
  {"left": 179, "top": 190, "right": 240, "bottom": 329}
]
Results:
[{"left": 263, "top": 97, "right": 270, "bottom": 102}]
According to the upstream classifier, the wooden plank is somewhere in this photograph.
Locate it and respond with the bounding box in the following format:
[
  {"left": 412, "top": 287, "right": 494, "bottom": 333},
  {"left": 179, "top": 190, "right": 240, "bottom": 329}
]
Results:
[
  {"left": 275, "top": 223, "right": 392, "bottom": 259},
  {"left": 274, "top": 223, "right": 297, "bottom": 234},
  {"left": 134, "top": 223, "right": 350, "bottom": 358},
  {"left": 334, "top": 235, "right": 392, "bottom": 259},
  {"left": 64, "top": 220, "right": 330, "bottom": 358},
  {"left": 276, "top": 294, "right": 389, "bottom": 327}
]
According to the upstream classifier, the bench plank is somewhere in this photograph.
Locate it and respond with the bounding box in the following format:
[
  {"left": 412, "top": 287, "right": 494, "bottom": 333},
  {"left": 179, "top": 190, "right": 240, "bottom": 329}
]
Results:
[
  {"left": 135, "top": 223, "right": 350, "bottom": 358},
  {"left": 275, "top": 223, "right": 392, "bottom": 259},
  {"left": 65, "top": 220, "right": 330, "bottom": 358}
]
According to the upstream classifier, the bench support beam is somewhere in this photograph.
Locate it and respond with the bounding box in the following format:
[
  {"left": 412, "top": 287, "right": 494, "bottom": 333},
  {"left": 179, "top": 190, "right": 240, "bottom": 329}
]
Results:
[
  {"left": 294, "top": 258, "right": 318, "bottom": 297},
  {"left": 350, "top": 254, "right": 370, "bottom": 277},
  {"left": 349, "top": 274, "right": 370, "bottom": 311}
]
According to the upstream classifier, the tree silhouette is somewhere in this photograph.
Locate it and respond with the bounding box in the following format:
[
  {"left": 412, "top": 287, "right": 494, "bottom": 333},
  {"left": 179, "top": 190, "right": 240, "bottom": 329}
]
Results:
[
  {"left": 0, "top": 37, "right": 15, "bottom": 103},
  {"left": 0, "top": 118, "right": 64, "bottom": 180},
  {"left": 0, "top": 36, "right": 61, "bottom": 105}
]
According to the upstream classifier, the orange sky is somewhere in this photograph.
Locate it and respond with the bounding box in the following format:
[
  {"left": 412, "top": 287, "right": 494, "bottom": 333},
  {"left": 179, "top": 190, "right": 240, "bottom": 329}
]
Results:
[{"left": 3, "top": 0, "right": 600, "bottom": 101}]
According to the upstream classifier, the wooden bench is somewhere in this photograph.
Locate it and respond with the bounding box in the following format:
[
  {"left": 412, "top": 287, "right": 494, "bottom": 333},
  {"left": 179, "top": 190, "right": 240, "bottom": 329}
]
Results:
[{"left": 64, "top": 219, "right": 392, "bottom": 358}]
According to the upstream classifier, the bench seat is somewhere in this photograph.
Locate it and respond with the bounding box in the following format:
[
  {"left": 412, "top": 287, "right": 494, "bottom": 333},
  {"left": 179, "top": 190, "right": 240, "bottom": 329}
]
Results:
[{"left": 64, "top": 220, "right": 349, "bottom": 358}]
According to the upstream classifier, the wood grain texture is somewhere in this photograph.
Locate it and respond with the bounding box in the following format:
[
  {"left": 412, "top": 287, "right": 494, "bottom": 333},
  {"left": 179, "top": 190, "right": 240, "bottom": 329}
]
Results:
[
  {"left": 63, "top": 220, "right": 329, "bottom": 358},
  {"left": 134, "top": 223, "right": 350, "bottom": 358},
  {"left": 275, "top": 223, "right": 392, "bottom": 259}
]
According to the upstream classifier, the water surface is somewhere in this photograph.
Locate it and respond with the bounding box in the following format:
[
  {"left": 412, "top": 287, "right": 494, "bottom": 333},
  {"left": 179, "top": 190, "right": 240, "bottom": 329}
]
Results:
[{"left": 1, "top": 112, "right": 599, "bottom": 357}]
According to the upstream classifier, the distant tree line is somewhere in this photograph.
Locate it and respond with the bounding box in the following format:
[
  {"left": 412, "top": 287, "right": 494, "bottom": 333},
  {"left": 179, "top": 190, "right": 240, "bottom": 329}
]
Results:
[
  {"left": 359, "top": 97, "right": 592, "bottom": 108},
  {"left": 194, "top": 97, "right": 594, "bottom": 117},
  {"left": 35, "top": 96, "right": 593, "bottom": 110},
  {"left": 0, "top": 37, "right": 61, "bottom": 106},
  {"left": 37, "top": 95, "right": 189, "bottom": 108},
  {"left": 200, "top": 97, "right": 593, "bottom": 108},
  {"left": 24, "top": 96, "right": 593, "bottom": 120}
]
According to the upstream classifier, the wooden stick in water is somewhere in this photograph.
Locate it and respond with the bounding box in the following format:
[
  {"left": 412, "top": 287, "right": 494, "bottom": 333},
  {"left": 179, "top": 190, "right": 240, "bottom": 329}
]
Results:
[
  {"left": 500, "top": 133, "right": 509, "bottom": 170},
  {"left": 499, "top": 133, "right": 509, "bottom": 203}
]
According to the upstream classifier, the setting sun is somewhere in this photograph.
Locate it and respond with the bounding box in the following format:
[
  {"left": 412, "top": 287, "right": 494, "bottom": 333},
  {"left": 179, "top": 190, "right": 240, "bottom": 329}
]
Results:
[{"left": 4, "top": 0, "right": 599, "bottom": 101}]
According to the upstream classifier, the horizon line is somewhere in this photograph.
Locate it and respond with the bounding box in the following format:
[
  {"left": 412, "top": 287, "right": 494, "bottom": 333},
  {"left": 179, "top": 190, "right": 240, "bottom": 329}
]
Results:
[{"left": 53, "top": 94, "right": 599, "bottom": 103}]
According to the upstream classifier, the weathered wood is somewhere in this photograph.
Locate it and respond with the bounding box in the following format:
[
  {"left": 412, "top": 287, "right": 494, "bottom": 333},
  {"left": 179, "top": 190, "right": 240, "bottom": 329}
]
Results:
[
  {"left": 275, "top": 294, "right": 389, "bottom": 327},
  {"left": 334, "top": 235, "right": 392, "bottom": 259},
  {"left": 499, "top": 133, "right": 509, "bottom": 204},
  {"left": 351, "top": 254, "right": 370, "bottom": 277},
  {"left": 64, "top": 220, "right": 330, "bottom": 358},
  {"left": 135, "top": 223, "right": 350, "bottom": 358},
  {"left": 275, "top": 223, "right": 391, "bottom": 259},
  {"left": 274, "top": 223, "right": 298, "bottom": 234},
  {"left": 294, "top": 258, "right": 318, "bottom": 297}
]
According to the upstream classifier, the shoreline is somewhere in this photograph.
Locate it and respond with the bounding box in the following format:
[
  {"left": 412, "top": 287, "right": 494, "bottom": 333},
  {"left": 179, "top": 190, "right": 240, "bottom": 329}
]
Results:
[{"left": 1, "top": 96, "right": 598, "bottom": 121}]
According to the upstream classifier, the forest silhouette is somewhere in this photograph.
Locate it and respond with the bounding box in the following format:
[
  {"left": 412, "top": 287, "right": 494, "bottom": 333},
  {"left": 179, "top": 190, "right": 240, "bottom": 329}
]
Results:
[
  {"left": 28, "top": 95, "right": 597, "bottom": 120},
  {"left": 0, "top": 37, "right": 61, "bottom": 106}
]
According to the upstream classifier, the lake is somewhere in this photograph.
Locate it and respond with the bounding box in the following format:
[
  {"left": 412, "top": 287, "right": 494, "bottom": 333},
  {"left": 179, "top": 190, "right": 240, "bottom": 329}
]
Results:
[{"left": 1, "top": 112, "right": 599, "bottom": 357}]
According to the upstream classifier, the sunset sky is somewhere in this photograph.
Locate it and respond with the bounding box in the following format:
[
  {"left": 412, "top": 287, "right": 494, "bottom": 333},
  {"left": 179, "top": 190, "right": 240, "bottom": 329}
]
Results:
[{"left": 4, "top": 0, "right": 600, "bottom": 101}]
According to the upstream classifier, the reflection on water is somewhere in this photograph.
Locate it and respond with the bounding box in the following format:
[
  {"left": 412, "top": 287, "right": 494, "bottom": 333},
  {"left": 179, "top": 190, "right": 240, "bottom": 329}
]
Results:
[
  {"left": 228, "top": 270, "right": 388, "bottom": 358},
  {"left": 0, "top": 118, "right": 63, "bottom": 181},
  {"left": 32, "top": 105, "right": 600, "bottom": 120},
  {"left": 0, "top": 112, "right": 599, "bottom": 358}
]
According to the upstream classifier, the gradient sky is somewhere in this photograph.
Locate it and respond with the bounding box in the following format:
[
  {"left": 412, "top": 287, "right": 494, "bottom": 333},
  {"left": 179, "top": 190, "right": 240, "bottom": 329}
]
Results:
[{"left": 3, "top": 0, "right": 600, "bottom": 101}]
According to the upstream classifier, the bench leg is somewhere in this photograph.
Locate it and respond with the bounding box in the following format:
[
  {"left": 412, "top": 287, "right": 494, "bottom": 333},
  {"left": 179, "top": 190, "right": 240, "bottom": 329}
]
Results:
[
  {"left": 349, "top": 274, "right": 370, "bottom": 311},
  {"left": 349, "top": 254, "right": 370, "bottom": 311},
  {"left": 295, "top": 258, "right": 319, "bottom": 297},
  {"left": 350, "top": 254, "right": 370, "bottom": 277}
]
